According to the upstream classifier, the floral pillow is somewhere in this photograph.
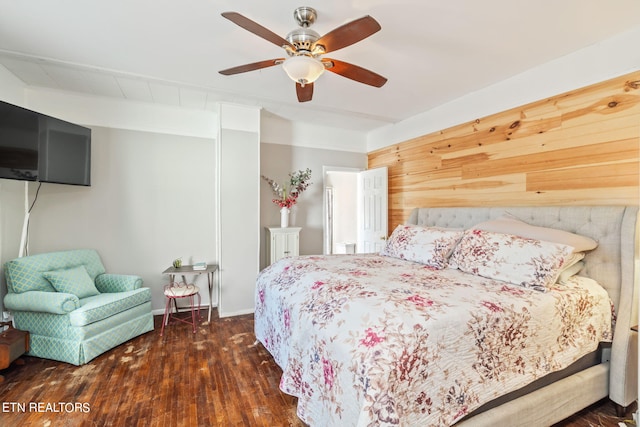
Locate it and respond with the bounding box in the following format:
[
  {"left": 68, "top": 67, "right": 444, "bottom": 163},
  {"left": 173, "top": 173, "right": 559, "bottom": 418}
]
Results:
[
  {"left": 450, "top": 229, "right": 575, "bottom": 292},
  {"left": 381, "top": 224, "right": 463, "bottom": 269}
]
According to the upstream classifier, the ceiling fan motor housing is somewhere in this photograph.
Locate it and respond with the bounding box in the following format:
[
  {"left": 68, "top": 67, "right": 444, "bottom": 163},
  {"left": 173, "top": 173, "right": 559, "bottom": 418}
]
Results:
[
  {"left": 287, "top": 7, "right": 321, "bottom": 55},
  {"left": 286, "top": 28, "right": 320, "bottom": 54},
  {"left": 293, "top": 6, "right": 317, "bottom": 27}
]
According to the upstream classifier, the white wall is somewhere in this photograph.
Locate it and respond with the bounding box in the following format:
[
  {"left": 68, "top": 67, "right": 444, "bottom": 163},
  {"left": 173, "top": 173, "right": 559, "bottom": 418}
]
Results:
[
  {"left": 262, "top": 113, "right": 366, "bottom": 153},
  {"left": 0, "top": 84, "right": 219, "bottom": 315},
  {"left": 0, "top": 81, "right": 368, "bottom": 317},
  {"left": 15, "top": 127, "right": 216, "bottom": 312},
  {"left": 0, "top": 179, "right": 25, "bottom": 315},
  {"left": 260, "top": 143, "right": 367, "bottom": 269},
  {"left": 367, "top": 26, "right": 640, "bottom": 151},
  {"left": 326, "top": 171, "right": 358, "bottom": 253},
  {"left": 0, "top": 66, "right": 26, "bottom": 107},
  {"left": 0, "top": 67, "right": 28, "bottom": 315},
  {"left": 25, "top": 88, "right": 216, "bottom": 139},
  {"left": 217, "top": 103, "right": 261, "bottom": 317}
]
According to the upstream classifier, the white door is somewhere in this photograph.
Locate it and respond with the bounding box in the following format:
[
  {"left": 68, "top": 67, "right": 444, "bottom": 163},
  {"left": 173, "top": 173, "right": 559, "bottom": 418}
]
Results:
[{"left": 357, "top": 167, "right": 388, "bottom": 253}]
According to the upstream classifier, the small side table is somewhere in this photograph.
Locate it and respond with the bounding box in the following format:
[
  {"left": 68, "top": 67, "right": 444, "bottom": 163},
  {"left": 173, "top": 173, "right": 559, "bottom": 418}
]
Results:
[
  {"left": 162, "top": 264, "right": 219, "bottom": 322},
  {"left": 0, "top": 322, "right": 29, "bottom": 382}
]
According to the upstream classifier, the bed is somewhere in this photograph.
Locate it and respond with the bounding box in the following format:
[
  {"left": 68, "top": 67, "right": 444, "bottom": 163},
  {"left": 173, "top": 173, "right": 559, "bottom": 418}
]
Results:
[{"left": 254, "top": 206, "right": 639, "bottom": 426}]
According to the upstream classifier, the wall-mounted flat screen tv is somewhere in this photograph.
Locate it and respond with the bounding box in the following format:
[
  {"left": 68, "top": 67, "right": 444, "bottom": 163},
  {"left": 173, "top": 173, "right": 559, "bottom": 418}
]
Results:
[{"left": 0, "top": 100, "right": 91, "bottom": 186}]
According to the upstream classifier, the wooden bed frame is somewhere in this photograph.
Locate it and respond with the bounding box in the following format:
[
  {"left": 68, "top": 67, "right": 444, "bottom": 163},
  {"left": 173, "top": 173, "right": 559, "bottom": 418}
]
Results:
[{"left": 404, "top": 206, "right": 638, "bottom": 426}]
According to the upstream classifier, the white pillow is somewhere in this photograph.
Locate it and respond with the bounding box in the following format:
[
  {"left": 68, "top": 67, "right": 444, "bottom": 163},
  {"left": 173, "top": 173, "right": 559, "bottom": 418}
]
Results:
[
  {"left": 472, "top": 214, "right": 597, "bottom": 253},
  {"left": 557, "top": 261, "right": 585, "bottom": 284},
  {"left": 554, "top": 252, "right": 584, "bottom": 283}
]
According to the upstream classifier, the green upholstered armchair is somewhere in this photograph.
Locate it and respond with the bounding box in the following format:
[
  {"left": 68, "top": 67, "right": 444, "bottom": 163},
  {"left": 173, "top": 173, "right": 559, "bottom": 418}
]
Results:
[{"left": 3, "top": 249, "right": 153, "bottom": 365}]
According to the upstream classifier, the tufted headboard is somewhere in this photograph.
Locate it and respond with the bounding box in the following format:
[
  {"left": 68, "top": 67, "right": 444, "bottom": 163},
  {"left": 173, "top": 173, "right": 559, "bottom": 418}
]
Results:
[{"left": 406, "top": 206, "right": 639, "bottom": 407}]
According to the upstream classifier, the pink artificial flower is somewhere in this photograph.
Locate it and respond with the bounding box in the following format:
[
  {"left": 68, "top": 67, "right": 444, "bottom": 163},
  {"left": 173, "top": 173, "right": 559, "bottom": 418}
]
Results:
[{"left": 262, "top": 169, "right": 312, "bottom": 209}]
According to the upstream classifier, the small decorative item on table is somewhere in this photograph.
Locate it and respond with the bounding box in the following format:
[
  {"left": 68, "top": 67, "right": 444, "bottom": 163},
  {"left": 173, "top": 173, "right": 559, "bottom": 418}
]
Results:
[
  {"left": 192, "top": 262, "right": 207, "bottom": 271},
  {"left": 261, "top": 168, "right": 312, "bottom": 228}
]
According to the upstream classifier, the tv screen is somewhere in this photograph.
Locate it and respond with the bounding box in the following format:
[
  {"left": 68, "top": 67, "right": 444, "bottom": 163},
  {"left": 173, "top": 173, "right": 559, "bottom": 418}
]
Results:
[
  {"left": 0, "top": 101, "right": 40, "bottom": 181},
  {"left": 0, "top": 100, "right": 91, "bottom": 186},
  {"left": 39, "top": 116, "right": 91, "bottom": 186}
]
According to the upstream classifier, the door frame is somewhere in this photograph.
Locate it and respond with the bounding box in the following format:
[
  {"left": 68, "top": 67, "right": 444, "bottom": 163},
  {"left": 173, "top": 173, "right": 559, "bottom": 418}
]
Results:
[{"left": 322, "top": 166, "right": 362, "bottom": 255}]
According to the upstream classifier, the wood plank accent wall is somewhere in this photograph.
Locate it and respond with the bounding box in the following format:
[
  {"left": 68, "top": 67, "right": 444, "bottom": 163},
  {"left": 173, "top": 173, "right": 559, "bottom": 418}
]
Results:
[{"left": 368, "top": 71, "right": 640, "bottom": 231}]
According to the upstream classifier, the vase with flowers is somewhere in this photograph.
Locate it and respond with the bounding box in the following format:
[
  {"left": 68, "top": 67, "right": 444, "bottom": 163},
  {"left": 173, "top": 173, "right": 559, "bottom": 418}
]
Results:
[{"left": 262, "top": 168, "right": 312, "bottom": 228}]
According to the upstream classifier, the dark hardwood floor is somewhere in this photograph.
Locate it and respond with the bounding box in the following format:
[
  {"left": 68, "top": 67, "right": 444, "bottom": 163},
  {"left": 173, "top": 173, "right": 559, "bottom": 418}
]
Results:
[{"left": 0, "top": 311, "right": 635, "bottom": 426}]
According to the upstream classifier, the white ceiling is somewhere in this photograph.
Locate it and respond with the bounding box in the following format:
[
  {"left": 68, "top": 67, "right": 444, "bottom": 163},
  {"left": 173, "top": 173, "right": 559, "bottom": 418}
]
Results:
[{"left": 0, "top": 0, "right": 638, "bottom": 133}]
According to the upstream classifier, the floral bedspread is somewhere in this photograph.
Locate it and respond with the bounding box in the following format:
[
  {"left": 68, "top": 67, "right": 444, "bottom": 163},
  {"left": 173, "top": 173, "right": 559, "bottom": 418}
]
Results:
[{"left": 254, "top": 254, "right": 613, "bottom": 427}]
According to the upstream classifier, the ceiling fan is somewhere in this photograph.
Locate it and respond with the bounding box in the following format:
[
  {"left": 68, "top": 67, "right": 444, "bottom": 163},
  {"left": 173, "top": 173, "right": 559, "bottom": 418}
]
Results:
[{"left": 218, "top": 6, "right": 387, "bottom": 102}]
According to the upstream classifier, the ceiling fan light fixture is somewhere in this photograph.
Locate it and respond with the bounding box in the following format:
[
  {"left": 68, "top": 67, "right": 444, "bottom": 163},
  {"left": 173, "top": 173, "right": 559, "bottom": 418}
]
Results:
[
  {"left": 219, "top": 9, "right": 387, "bottom": 102},
  {"left": 282, "top": 55, "right": 325, "bottom": 85}
]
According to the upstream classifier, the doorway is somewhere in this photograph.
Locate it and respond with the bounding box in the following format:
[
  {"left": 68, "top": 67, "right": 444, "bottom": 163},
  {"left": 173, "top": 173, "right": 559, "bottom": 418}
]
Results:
[
  {"left": 323, "top": 166, "right": 388, "bottom": 255},
  {"left": 323, "top": 167, "right": 359, "bottom": 255}
]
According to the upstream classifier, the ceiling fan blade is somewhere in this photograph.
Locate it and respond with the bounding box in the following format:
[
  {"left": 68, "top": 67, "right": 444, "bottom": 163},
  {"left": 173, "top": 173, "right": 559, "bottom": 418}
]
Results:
[
  {"left": 221, "top": 12, "right": 293, "bottom": 49},
  {"left": 313, "top": 16, "right": 381, "bottom": 54},
  {"left": 323, "top": 59, "right": 387, "bottom": 87},
  {"left": 219, "top": 59, "right": 284, "bottom": 75},
  {"left": 296, "top": 82, "right": 313, "bottom": 102}
]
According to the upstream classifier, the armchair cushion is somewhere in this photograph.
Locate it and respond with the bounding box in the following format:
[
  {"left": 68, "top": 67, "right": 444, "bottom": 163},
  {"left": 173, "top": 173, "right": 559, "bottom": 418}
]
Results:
[
  {"left": 43, "top": 265, "right": 100, "bottom": 299},
  {"left": 69, "top": 288, "right": 151, "bottom": 327},
  {"left": 5, "top": 249, "right": 106, "bottom": 294},
  {"left": 4, "top": 291, "right": 80, "bottom": 314},
  {"left": 95, "top": 274, "right": 143, "bottom": 293}
]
